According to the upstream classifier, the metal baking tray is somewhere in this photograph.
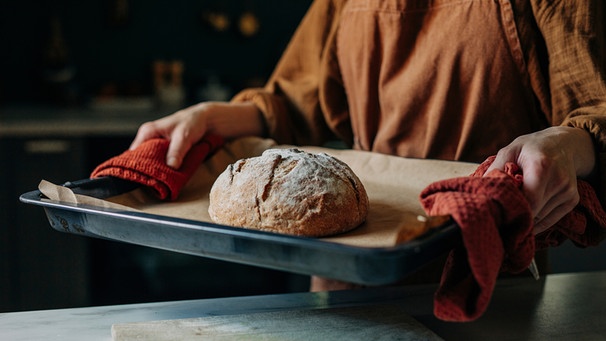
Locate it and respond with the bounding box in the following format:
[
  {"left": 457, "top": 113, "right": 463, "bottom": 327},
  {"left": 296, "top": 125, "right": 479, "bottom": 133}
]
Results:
[{"left": 20, "top": 177, "right": 461, "bottom": 285}]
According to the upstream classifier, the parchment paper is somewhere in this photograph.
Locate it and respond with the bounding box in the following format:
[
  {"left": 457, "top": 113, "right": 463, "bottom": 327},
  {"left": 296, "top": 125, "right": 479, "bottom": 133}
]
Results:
[{"left": 39, "top": 137, "right": 478, "bottom": 248}]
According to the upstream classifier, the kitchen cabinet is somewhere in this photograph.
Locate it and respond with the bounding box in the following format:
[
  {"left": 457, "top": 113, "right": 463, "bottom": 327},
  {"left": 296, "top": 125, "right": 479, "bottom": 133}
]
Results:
[
  {"left": 0, "top": 136, "right": 89, "bottom": 311},
  {"left": 0, "top": 139, "right": 11, "bottom": 309}
]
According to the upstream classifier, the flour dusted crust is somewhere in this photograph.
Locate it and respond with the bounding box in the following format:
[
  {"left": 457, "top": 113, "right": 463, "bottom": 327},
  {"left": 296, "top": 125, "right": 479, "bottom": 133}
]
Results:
[{"left": 208, "top": 148, "right": 369, "bottom": 237}]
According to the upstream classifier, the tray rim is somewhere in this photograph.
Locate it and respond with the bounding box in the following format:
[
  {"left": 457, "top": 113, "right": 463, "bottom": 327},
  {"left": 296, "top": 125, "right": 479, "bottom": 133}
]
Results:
[
  {"left": 20, "top": 187, "right": 458, "bottom": 253},
  {"left": 19, "top": 177, "right": 461, "bottom": 285}
]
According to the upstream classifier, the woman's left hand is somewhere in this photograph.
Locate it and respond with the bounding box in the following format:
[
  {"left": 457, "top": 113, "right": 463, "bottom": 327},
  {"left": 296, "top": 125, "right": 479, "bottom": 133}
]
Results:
[{"left": 485, "top": 126, "right": 596, "bottom": 235}]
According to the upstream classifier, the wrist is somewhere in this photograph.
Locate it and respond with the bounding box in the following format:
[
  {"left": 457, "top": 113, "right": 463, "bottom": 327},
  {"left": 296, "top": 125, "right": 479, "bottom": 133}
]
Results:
[
  {"left": 203, "top": 101, "right": 265, "bottom": 139},
  {"left": 567, "top": 127, "right": 596, "bottom": 178}
]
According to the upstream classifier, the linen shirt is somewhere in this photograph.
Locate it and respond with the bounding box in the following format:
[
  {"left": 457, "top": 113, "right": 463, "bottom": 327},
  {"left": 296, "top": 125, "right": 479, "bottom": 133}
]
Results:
[{"left": 233, "top": 0, "right": 606, "bottom": 198}]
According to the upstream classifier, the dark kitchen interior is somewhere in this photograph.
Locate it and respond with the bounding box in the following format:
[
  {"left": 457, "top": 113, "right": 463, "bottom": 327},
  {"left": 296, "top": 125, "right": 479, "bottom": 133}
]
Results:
[
  {"left": 0, "top": 0, "right": 313, "bottom": 313},
  {"left": 1, "top": 0, "right": 606, "bottom": 314}
]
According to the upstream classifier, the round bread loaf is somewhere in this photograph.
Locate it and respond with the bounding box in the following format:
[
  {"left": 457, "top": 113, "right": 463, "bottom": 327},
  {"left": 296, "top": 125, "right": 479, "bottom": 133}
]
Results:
[{"left": 208, "top": 148, "right": 369, "bottom": 237}]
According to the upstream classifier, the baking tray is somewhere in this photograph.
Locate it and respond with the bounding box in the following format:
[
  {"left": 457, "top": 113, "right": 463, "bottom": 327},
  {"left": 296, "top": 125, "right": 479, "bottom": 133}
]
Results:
[{"left": 20, "top": 176, "right": 461, "bottom": 286}]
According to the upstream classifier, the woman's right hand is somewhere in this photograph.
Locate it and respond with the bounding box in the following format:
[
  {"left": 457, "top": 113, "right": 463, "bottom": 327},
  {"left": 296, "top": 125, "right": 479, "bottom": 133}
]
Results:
[{"left": 130, "top": 101, "right": 264, "bottom": 168}]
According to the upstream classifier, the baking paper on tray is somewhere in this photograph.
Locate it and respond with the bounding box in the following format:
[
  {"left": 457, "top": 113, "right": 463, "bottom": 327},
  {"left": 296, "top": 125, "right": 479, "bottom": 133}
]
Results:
[{"left": 40, "top": 137, "right": 478, "bottom": 248}]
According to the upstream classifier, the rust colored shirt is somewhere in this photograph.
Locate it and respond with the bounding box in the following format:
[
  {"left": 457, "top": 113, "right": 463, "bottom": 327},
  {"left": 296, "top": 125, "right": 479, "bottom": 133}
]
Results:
[{"left": 233, "top": 0, "right": 606, "bottom": 194}]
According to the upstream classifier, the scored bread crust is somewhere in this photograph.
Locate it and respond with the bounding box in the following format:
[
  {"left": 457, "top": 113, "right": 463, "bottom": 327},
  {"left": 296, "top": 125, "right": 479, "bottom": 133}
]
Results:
[{"left": 208, "top": 148, "right": 369, "bottom": 237}]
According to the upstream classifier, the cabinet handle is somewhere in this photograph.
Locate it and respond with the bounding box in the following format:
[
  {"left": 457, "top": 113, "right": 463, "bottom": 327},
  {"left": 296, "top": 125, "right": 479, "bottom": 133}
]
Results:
[{"left": 24, "top": 140, "right": 71, "bottom": 154}]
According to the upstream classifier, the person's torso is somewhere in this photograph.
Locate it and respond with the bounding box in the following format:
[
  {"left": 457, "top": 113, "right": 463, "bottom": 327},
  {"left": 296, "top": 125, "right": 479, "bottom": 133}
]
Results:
[{"left": 336, "top": 0, "right": 547, "bottom": 162}]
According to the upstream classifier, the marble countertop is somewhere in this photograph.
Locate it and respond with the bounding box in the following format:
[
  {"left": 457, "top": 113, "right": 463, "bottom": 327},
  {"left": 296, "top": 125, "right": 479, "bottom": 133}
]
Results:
[{"left": 1, "top": 271, "right": 605, "bottom": 340}]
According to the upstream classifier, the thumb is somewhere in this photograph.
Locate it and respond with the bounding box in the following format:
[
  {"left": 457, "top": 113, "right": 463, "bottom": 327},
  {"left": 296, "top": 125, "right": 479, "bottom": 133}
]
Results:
[
  {"left": 484, "top": 152, "right": 514, "bottom": 176},
  {"left": 130, "top": 124, "right": 160, "bottom": 151}
]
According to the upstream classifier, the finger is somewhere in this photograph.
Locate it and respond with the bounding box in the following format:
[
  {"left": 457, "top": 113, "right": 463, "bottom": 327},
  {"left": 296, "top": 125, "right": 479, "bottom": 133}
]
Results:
[
  {"left": 130, "top": 122, "right": 162, "bottom": 150},
  {"left": 485, "top": 149, "right": 517, "bottom": 175},
  {"left": 518, "top": 164, "right": 547, "bottom": 217},
  {"left": 532, "top": 184, "right": 579, "bottom": 234},
  {"left": 530, "top": 180, "right": 566, "bottom": 217},
  {"left": 165, "top": 132, "right": 194, "bottom": 169},
  {"left": 532, "top": 200, "right": 576, "bottom": 235},
  {"left": 534, "top": 182, "right": 577, "bottom": 215},
  {"left": 532, "top": 195, "right": 566, "bottom": 231}
]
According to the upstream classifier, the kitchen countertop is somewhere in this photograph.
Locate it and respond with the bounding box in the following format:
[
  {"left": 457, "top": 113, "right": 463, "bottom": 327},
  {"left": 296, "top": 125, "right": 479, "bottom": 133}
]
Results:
[
  {"left": 0, "top": 104, "right": 167, "bottom": 137},
  {"left": 1, "top": 271, "right": 604, "bottom": 340}
]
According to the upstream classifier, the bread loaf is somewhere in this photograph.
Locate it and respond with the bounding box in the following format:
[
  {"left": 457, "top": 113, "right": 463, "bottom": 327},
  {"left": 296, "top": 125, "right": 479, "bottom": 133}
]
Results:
[{"left": 208, "top": 148, "right": 369, "bottom": 237}]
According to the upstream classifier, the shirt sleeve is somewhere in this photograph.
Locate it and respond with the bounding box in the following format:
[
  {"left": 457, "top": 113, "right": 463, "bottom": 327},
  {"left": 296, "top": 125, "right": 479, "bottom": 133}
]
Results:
[
  {"left": 531, "top": 0, "right": 606, "bottom": 198},
  {"left": 231, "top": 0, "right": 352, "bottom": 147}
]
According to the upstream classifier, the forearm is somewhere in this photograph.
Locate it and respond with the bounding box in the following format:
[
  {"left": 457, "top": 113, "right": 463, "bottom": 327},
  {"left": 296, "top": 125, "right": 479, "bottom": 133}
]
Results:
[{"left": 202, "top": 101, "right": 266, "bottom": 139}]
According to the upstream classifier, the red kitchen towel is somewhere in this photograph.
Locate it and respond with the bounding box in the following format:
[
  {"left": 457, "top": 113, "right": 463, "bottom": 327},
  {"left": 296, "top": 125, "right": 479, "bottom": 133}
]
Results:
[
  {"left": 420, "top": 156, "right": 606, "bottom": 322},
  {"left": 90, "top": 134, "right": 224, "bottom": 201}
]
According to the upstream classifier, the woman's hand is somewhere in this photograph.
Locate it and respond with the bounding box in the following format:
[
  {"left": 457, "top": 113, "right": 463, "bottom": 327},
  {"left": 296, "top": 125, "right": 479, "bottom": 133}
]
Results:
[
  {"left": 130, "top": 101, "right": 264, "bottom": 168},
  {"left": 485, "top": 126, "right": 596, "bottom": 235}
]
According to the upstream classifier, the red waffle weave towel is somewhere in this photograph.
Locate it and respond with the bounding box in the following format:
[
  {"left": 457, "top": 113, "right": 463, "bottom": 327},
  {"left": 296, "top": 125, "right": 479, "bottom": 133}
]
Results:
[
  {"left": 90, "top": 134, "right": 224, "bottom": 201},
  {"left": 420, "top": 156, "right": 606, "bottom": 322}
]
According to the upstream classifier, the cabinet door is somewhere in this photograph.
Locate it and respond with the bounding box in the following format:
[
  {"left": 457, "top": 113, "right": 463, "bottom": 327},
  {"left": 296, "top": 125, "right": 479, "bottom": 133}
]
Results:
[
  {"left": 2, "top": 137, "right": 90, "bottom": 312},
  {"left": 0, "top": 140, "right": 11, "bottom": 310}
]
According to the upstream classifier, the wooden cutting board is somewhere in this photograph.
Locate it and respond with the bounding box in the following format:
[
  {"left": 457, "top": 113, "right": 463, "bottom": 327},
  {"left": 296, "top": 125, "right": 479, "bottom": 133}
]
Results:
[{"left": 111, "top": 304, "right": 443, "bottom": 340}]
